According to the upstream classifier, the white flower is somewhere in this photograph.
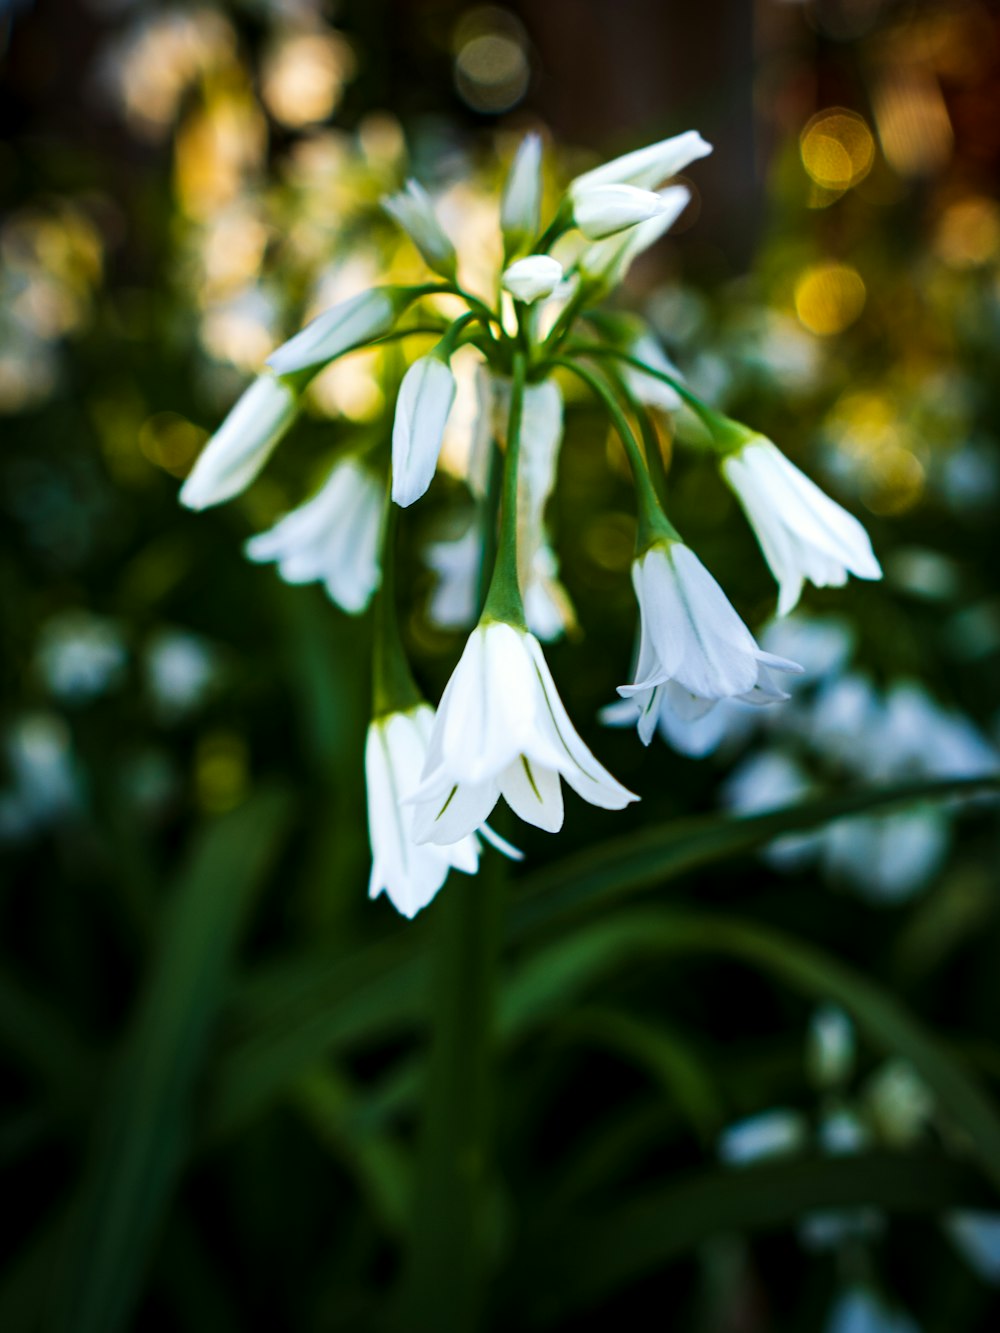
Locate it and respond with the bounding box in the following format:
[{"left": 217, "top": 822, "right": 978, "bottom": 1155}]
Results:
[
  {"left": 621, "top": 332, "right": 684, "bottom": 412},
  {"left": 718, "top": 1109, "right": 807, "bottom": 1166},
  {"left": 267, "top": 288, "right": 401, "bottom": 377},
  {"left": 502, "top": 254, "right": 564, "bottom": 304},
  {"left": 722, "top": 437, "right": 882, "bottom": 616},
  {"left": 425, "top": 519, "right": 482, "bottom": 630},
  {"left": 618, "top": 542, "right": 802, "bottom": 741},
  {"left": 391, "top": 355, "right": 456, "bottom": 507},
  {"left": 580, "top": 185, "right": 691, "bottom": 286},
  {"left": 570, "top": 129, "right": 712, "bottom": 196},
  {"left": 180, "top": 374, "right": 297, "bottom": 510},
  {"left": 411, "top": 621, "right": 636, "bottom": 844},
  {"left": 572, "top": 184, "right": 669, "bottom": 241},
  {"left": 245, "top": 457, "right": 382, "bottom": 614},
  {"left": 500, "top": 132, "right": 543, "bottom": 249},
  {"left": 366, "top": 705, "right": 481, "bottom": 919},
  {"left": 383, "top": 180, "right": 456, "bottom": 278}
]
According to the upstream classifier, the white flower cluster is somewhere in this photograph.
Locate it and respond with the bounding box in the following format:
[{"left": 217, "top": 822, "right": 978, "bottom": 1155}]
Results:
[{"left": 178, "top": 128, "right": 885, "bottom": 918}]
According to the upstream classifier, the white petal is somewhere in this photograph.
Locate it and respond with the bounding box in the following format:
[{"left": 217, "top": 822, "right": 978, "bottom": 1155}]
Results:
[
  {"left": 181, "top": 375, "right": 297, "bottom": 510},
  {"left": 392, "top": 357, "right": 456, "bottom": 507},
  {"left": 267, "top": 289, "right": 397, "bottom": 376},
  {"left": 498, "top": 755, "right": 564, "bottom": 832}
]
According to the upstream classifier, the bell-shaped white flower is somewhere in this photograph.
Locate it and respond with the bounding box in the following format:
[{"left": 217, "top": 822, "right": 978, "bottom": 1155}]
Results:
[
  {"left": 579, "top": 185, "right": 690, "bottom": 286},
  {"left": 411, "top": 621, "right": 636, "bottom": 845},
  {"left": 722, "top": 436, "right": 882, "bottom": 616},
  {"left": 383, "top": 180, "right": 457, "bottom": 279},
  {"left": 500, "top": 132, "right": 543, "bottom": 252},
  {"left": 618, "top": 541, "right": 802, "bottom": 740},
  {"left": 391, "top": 354, "right": 456, "bottom": 507},
  {"left": 180, "top": 374, "right": 297, "bottom": 511},
  {"left": 572, "top": 184, "right": 668, "bottom": 241},
  {"left": 570, "top": 129, "right": 712, "bottom": 196},
  {"left": 245, "top": 457, "right": 382, "bottom": 614},
  {"left": 502, "top": 254, "right": 563, "bottom": 304},
  {"left": 267, "top": 288, "right": 404, "bottom": 377},
  {"left": 366, "top": 705, "right": 481, "bottom": 919}
]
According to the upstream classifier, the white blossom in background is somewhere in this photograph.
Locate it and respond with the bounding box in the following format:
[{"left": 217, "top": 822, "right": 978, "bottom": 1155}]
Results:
[
  {"left": 267, "top": 288, "right": 403, "bottom": 377},
  {"left": 382, "top": 179, "right": 456, "bottom": 278},
  {"left": 807, "top": 1005, "right": 855, "bottom": 1089},
  {"left": 391, "top": 355, "right": 457, "bottom": 507},
  {"left": 0, "top": 714, "right": 79, "bottom": 842},
  {"left": 180, "top": 374, "right": 297, "bottom": 510},
  {"left": 501, "top": 254, "right": 563, "bottom": 304},
  {"left": 245, "top": 457, "right": 383, "bottom": 614},
  {"left": 411, "top": 621, "right": 636, "bottom": 845},
  {"left": 721, "top": 749, "right": 823, "bottom": 870},
  {"left": 617, "top": 542, "right": 802, "bottom": 742},
  {"left": 944, "top": 1212, "right": 1000, "bottom": 1285},
  {"left": 622, "top": 332, "right": 684, "bottom": 412},
  {"left": 825, "top": 1287, "right": 920, "bottom": 1333},
  {"left": 366, "top": 705, "right": 482, "bottom": 919},
  {"left": 722, "top": 436, "right": 882, "bottom": 616},
  {"left": 144, "top": 629, "right": 221, "bottom": 720},
  {"left": 35, "top": 611, "right": 127, "bottom": 703},
  {"left": 425, "top": 520, "right": 483, "bottom": 631},
  {"left": 865, "top": 1060, "right": 934, "bottom": 1147},
  {"left": 717, "top": 1109, "right": 808, "bottom": 1166}
]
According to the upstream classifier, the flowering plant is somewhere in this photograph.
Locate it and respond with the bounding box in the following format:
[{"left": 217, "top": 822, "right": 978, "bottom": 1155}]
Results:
[{"left": 180, "top": 127, "right": 884, "bottom": 918}]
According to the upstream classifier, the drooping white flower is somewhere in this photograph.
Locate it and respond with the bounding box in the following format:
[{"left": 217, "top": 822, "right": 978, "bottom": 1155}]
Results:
[
  {"left": 718, "top": 1109, "right": 807, "bottom": 1166},
  {"left": 180, "top": 374, "right": 297, "bottom": 510},
  {"left": 502, "top": 254, "right": 564, "bottom": 304},
  {"left": 383, "top": 180, "right": 456, "bottom": 278},
  {"left": 570, "top": 129, "right": 712, "bottom": 197},
  {"left": 721, "top": 436, "right": 882, "bottom": 616},
  {"left": 411, "top": 621, "right": 636, "bottom": 845},
  {"left": 245, "top": 457, "right": 382, "bottom": 614},
  {"left": 618, "top": 542, "right": 802, "bottom": 742},
  {"left": 572, "top": 184, "right": 669, "bottom": 242},
  {"left": 391, "top": 355, "right": 456, "bottom": 507},
  {"left": 267, "top": 288, "right": 403, "bottom": 377},
  {"left": 500, "top": 132, "right": 543, "bottom": 251},
  {"left": 366, "top": 705, "right": 481, "bottom": 919},
  {"left": 579, "top": 185, "right": 691, "bottom": 286}
]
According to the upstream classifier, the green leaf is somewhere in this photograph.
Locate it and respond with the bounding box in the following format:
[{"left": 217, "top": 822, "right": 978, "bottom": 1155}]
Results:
[
  {"left": 510, "top": 777, "right": 1000, "bottom": 939},
  {"left": 45, "top": 788, "right": 292, "bottom": 1333},
  {"left": 514, "top": 1151, "right": 994, "bottom": 1323}
]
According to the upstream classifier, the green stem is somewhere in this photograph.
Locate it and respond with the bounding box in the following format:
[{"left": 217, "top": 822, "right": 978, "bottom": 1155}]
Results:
[
  {"left": 549, "top": 358, "right": 680, "bottom": 551},
  {"left": 563, "top": 341, "right": 754, "bottom": 449},
  {"left": 480, "top": 350, "right": 528, "bottom": 627},
  {"left": 601, "top": 362, "right": 672, "bottom": 509},
  {"left": 533, "top": 199, "right": 573, "bottom": 254}
]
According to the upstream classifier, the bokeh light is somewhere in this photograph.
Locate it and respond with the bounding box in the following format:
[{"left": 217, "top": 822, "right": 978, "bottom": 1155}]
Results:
[
  {"left": 453, "top": 7, "right": 530, "bottom": 114},
  {"left": 800, "top": 109, "right": 875, "bottom": 194},
  {"left": 794, "top": 262, "right": 867, "bottom": 335}
]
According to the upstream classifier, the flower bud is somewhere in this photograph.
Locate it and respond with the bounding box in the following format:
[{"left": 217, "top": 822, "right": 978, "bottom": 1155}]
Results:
[
  {"left": 501, "top": 254, "right": 563, "bottom": 304},
  {"left": 570, "top": 129, "right": 712, "bottom": 196},
  {"left": 500, "top": 133, "right": 543, "bottom": 254},
  {"left": 571, "top": 184, "right": 667, "bottom": 241},
  {"left": 579, "top": 185, "right": 690, "bottom": 286},
  {"left": 180, "top": 374, "right": 297, "bottom": 511},
  {"left": 267, "top": 288, "right": 403, "bottom": 377},
  {"left": 383, "top": 179, "right": 457, "bottom": 278},
  {"left": 391, "top": 354, "right": 457, "bottom": 508}
]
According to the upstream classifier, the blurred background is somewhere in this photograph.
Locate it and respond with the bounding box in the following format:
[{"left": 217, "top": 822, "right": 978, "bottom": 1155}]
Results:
[{"left": 2, "top": 0, "right": 1000, "bottom": 1329}]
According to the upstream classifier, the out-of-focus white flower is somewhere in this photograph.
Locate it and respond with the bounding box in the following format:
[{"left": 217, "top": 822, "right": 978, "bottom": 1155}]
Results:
[
  {"left": 718, "top": 1109, "right": 807, "bottom": 1166},
  {"left": 579, "top": 185, "right": 691, "bottom": 286},
  {"left": 383, "top": 179, "right": 456, "bottom": 278},
  {"left": 572, "top": 184, "right": 669, "bottom": 242},
  {"left": 411, "top": 621, "right": 636, "bottom": 844},
  {"left": 570, "top": 129, "right": 712, "bottom": 197},
  {"left": 502, "top": 254, "right": 563, "bottom": 304},
  {"left": 825, "top": 1286, "right": 920, "bottom": 1333},
  {"left": 722, "top": 437, "right": 882, "bottom": 616},
  {"left": 501, "top": 132, "right": 543, "bottom": 252},
  {"left": 426, "top": 519, "right": 483, "bottom": 631},
  {"left": 866, "top": 1059, "right": 934, "bottom": 1147},
  {"left": 523, "top": 543, "right": 576, "bottom": 643},
  {"left": 618, "top": 542, "right": 802, "bottom": 742},
  {"left": 267, "top": 288, "right": 403, "bottom": 377},
  {"left": 721, "top": 749, "right": 823, "bottom": 870},
  {"left": 180, "top": 374, "right": 297, "bottom": 510},
  {"left": 807, "top": 1005, "right": 855, "bottom": 1089},
  {"left": 604, "top": 687, "right": 758, "bottom": 758},
  {"left": 366, "top": 705, "right": 481, "bottom": 919},
  {"left": 821, "top": 809, "right": 951, "bottom": 903},
  {"left": 245, "top": 457, "right": 382, "bottom": 614},
  {"left": 144, "top": 629, "right": 221, "bottom": 720},
  {"left": 0, "top": 713, "right": 78, "bottom": 842},
  {"left": 35, "top": 611, "right": 127, "bottom": 703},
  {"left": 760, "top": 614, "right": 855, "bottom": 687},
  {"left": 945, "top": 1211, "right": 1000, "bottom": 1285},
  {"left": 807, "top": 673, "right": 882, "bottom": 770},
  {"left": 621, "top": 332, "right": 684, "bottom": 411},
  {"left": 391, "top": 354, "right": 456, "bottom": 507}
]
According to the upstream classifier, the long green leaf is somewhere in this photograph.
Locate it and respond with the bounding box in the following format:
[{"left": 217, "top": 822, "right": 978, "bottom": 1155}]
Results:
[
  {"left": 510, "top": 776, "right": 1000, "bottom": 937},
  {"left": 45, "top": 788, "right": 292, "bottom": 1333},
  {"left": 514, "top": 1151, "right": 993, "bottom": 1324}
]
